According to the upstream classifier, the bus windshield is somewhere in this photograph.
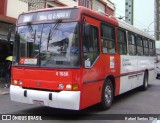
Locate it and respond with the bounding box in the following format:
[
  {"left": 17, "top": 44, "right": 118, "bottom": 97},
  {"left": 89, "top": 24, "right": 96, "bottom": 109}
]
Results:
[{"left": 13, "top": 22, "right": 80, "bottom": 68}]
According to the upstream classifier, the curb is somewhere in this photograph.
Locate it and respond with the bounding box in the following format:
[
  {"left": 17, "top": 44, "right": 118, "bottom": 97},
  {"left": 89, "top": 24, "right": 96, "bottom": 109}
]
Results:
[{"left": 0, "top": 90, "right": 10, "bottom": 95}]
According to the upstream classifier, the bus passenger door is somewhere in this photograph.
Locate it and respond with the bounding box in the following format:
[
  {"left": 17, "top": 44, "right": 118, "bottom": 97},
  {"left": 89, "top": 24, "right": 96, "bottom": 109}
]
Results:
[{"left": 81, "top": 15, "right": 101, "bottom": 109}]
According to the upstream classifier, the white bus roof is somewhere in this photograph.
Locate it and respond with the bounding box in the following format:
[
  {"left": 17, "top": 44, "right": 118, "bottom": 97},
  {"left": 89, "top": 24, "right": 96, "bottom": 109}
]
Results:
[{"left": 117, "top": 19, "right": 155, "bottom": 40}]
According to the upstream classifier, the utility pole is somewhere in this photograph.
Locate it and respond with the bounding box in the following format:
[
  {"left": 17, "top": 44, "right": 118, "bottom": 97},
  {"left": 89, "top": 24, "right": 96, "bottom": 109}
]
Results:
[
  {"left": 155, "top": 0, "right": 160, "bottom": 40},
  {"left": 125, "top": 0, "right": 134, "bottom": 25}
]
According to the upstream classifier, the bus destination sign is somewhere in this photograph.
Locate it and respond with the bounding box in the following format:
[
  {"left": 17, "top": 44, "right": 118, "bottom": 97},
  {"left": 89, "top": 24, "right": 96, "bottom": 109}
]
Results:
[
  {"left": 18, "top": 9, "right": 78, "bottom": 24},
  {"left": 37, "top": 10, "right": 71, "bottom": 21}
]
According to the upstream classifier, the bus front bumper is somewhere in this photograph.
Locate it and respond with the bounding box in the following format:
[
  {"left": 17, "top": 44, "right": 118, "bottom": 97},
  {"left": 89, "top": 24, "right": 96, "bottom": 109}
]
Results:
[{"left": 10, "top": 85, "right": 80, "bottom": 110}]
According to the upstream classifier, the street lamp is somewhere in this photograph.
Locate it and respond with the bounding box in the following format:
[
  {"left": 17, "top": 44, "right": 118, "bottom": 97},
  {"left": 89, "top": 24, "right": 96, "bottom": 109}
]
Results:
[{"left": 147, "top": 21, "right": 155, "bottom": 32}]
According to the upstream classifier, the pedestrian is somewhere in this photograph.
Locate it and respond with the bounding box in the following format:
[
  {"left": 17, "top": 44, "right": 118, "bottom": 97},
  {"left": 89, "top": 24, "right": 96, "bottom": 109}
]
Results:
[{"left": 4, "top": 56, "right": 12, "bottom": 88}]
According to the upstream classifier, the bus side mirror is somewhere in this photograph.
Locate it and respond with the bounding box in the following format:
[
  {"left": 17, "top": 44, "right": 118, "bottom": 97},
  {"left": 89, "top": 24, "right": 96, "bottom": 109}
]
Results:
[{"left": 7, "top": 24, "right": 15, "bottom": 41}]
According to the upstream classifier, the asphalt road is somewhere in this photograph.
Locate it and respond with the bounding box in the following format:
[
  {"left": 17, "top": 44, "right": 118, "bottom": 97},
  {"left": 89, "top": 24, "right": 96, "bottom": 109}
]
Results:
[{"left": 0, "top": 79, "right": 160, "bottom": 123}]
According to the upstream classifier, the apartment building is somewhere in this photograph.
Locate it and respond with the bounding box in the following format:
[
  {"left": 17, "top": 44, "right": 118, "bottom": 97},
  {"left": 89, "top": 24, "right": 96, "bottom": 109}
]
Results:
[{"left": 155, "top": 0, "right": 160, "bottom": 40}]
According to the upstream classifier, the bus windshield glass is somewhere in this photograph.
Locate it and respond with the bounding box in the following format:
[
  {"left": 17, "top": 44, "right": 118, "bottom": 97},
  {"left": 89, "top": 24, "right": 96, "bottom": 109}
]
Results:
[{"left": 13, "top": 22, "right": 80, "bottom": 68}]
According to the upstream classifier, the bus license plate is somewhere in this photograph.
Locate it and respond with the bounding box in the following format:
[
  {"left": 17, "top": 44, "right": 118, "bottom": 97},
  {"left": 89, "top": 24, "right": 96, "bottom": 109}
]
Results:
[{"left": 32, "top": 100, "right": 44, "bottom": 105}]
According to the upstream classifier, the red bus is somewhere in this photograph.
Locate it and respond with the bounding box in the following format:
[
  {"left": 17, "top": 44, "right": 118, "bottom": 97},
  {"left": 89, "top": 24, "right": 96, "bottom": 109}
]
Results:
[{"left": 10, "top": 6, "right": 156, "bottom": 110}]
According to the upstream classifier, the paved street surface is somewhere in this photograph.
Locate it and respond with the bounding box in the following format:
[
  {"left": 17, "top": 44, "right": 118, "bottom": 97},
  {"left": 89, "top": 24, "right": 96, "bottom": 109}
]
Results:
[{"left": 0, "top": 79, "right": 160, "bottom": 123}]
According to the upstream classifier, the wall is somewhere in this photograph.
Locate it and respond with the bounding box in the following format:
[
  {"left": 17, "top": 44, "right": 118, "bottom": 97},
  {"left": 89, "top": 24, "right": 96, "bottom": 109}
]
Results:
[
  {"left": 93, "top": 0, "right": 105, "bottom": 12},
  {"left": 0, "top": 0, "right": 7, "bottom": 15},
  {"left": 58, "top": 0, "right": 78, "bottom": 6},
  {"left": 7, "top": 0, "right": 28, "bottom": 19},
  {"left": 103, "top": 0, "right": 114, "bottom": 10},
  {"left": 107, "top": 7, "right": 114, "bottom": 15},
  {"left": 46, "top": 2, "right": 61, "bottom": 8}
]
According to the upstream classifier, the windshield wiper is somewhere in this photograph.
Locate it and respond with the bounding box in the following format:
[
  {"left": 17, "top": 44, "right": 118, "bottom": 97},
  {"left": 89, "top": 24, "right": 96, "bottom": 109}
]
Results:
[
  {"left": 47, "top": 19, "right": 62, "bottom": 50},
  {"left": 27, "top": 22, "right": 35, "bottom": 39}
]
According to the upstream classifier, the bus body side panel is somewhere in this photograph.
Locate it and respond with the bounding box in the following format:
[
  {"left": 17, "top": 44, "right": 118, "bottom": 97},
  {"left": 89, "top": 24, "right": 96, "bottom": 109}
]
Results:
[
  {"left": 119, "top": 55, "right": 156, "bottom": 95},
  {"left": 119, "top": 55, "right": 138, "bottom": 94},
  {"left": 79, "top": 15, "right": 120, "bottom": 110},
  {"left": 137, "top": 56, "right": 156, "bottom": 84},
  {"left": 118, "top": 20, "right": 156, "bottom": 95},
  {"left": 80, "top": 54, "right": 121, "bottom": 109}
]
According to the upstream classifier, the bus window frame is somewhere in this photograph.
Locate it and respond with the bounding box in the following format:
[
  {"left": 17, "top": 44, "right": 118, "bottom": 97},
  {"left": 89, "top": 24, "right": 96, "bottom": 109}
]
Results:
[
  {"left": 117, "top": 28, "right": 127, "bottom": 55},
  {"left": 101, "top": 22, "right": 116, "bottom": 54},
  {"left": 149, "top": 39, "right": 156, "bottom": 56},
  {"left": 13, "top": 21, "right": 82, "bottom": 69},
  {"left": 143, "top": 37, "right": 149, "bottom": 56},
  {"left": 82, "top": 22, "right": 100, "bottom": 69},
  {"left": 136, "top": 35, "right": 144, "bottom": 56},
  {"left": 128, "top": 31, "right": 137, "bottom": 56}
]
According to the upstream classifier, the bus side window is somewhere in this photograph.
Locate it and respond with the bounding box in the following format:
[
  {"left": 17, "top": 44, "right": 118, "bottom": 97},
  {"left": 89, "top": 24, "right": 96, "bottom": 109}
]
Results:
[
  {"left": 137, "top": 36, "right": 144, "bottom": 56},
  {"left": 101, "top": 23, "right": 116, "bottom": 54},
  {"left": 143, "top": 38, "right": 149, "bottom": 56},
  {"left": 128, "top": 32, "right": 136, "bottom": 56},
  {"left": 117, "top": 29, "right": 127, "bottom": 55},
  {"left": 149, "top": 40, "right": 156, "bottom": 56},
  {"left": 83, "top": 23, "right": 99, "bottom": 68}
]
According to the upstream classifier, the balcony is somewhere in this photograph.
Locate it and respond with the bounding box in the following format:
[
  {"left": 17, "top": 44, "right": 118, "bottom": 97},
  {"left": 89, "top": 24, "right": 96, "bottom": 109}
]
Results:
[{"left": 58, "top": 0, "right": 78, "bottom": 6}]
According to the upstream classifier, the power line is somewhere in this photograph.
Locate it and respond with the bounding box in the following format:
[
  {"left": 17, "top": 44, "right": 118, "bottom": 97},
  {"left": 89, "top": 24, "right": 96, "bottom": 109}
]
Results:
[{"left": 115, "top": 7, "right": 150, "bottom": 30}]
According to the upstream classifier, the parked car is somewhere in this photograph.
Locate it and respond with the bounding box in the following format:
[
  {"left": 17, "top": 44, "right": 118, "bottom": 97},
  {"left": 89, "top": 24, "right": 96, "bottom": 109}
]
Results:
[{"left": 156, "top": 63, "right": 160, "bottom": 79}]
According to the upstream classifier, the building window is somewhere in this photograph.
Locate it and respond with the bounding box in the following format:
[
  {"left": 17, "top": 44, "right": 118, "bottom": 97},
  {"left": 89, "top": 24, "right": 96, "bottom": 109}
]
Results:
[
  {"left": 80, "top": 0, "right": 91, "bottom": 9},
  {"left": 47, "top": 4, "right": 54, "bottom": 8}
]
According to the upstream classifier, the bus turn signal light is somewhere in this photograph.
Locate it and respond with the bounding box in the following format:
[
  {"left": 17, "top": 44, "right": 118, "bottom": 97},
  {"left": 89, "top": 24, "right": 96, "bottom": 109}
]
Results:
[
  {"left": 72, "top": 84, "right": 79, "bottom": 90},
  {"left": 18, "top": 80, "right": 23, "bottom": 85}
]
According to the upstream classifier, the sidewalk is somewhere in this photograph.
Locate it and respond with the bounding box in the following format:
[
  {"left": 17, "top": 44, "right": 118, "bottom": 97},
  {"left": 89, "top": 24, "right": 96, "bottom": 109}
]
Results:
[{"left": 0, "top": 79, "right": 10, "bottom": 95}]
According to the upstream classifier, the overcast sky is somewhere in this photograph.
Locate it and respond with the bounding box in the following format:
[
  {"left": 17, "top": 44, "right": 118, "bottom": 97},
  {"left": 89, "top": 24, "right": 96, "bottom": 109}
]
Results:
[
  {"left": 110, "top": 0, "right": 160, "bottom": 47},
  {"left": 111, "top": 0, "right": 154, "bottom": 34}
]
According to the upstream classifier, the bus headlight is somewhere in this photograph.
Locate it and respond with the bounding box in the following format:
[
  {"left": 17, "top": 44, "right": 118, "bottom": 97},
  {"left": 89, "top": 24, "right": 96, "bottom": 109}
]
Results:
[
  {"left": 72, "top": 84, "right": 79, "bottom": 90},
  {"left": 66, "top": 84, "right": 72, "bottom": 90},
  {"left": 13, "top": 80, "right": 18, "bottom": 85},
  {"left": 58, "top": 84, "right": 64, "bottom": 89}
]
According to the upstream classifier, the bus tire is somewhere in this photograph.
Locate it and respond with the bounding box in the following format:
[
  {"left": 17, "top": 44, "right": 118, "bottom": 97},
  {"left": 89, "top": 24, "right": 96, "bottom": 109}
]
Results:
[
  {"left": 99, "top": 78, "right": 113, "bottom": 110},
  {"left": 142, "top": 72, "right": 148, "bottom": 91}
]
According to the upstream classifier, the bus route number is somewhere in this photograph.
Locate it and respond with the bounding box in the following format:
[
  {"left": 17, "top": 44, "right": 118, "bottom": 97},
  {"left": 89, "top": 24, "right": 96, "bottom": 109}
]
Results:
[{"left": 56, "top": 72, "right": 69, "bottom": 77}]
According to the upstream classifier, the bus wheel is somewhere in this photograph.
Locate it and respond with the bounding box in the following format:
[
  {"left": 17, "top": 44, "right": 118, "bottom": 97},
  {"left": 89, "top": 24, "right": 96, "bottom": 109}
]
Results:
[
  {"left": 142, "top": 72, "right": 148, "bottom": 91},
  {"left": 99, "top": 79, "right": 113, "bottom": 110}
]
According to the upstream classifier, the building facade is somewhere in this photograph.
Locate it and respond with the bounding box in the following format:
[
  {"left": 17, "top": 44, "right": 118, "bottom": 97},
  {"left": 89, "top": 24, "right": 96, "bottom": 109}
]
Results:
[
  {"left": 24, "top": 0, "right": 115, "bottom": 15},
  {"left": 0, "top": 0, "right": 16, "bottom": 40},
  {"left": 125, "top": 0, "right": 133, "bottom": 25},
  {"left": 155, "top": 0, "right": 160, "bottom": 40}
]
